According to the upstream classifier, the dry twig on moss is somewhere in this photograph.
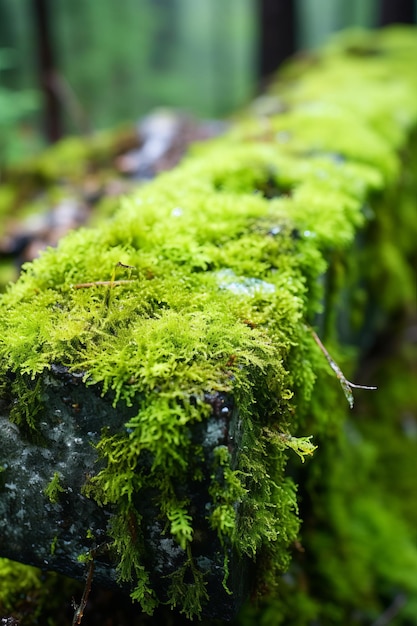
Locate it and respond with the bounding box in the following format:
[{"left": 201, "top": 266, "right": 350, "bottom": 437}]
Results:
[{"left": 309, "top": 327, "right": 377, "bottom": 408}]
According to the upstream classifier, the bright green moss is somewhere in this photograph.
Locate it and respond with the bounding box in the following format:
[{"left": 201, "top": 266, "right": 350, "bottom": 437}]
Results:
[
  {"left": 44, "top": 471, "right": 66, "bottom": 504},
  {"left": 0, "top": 26, "right": 417, "bottom": 621}
]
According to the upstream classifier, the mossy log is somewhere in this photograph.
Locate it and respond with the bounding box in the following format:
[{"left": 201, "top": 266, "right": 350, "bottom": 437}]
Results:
[{"left": 1, "top": 27, "right": 417, "bottom": 622}]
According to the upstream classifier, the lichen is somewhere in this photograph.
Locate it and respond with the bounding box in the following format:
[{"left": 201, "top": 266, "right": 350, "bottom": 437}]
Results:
[{"left": 0, "top": 26, "right": 417, "bottom": 621}]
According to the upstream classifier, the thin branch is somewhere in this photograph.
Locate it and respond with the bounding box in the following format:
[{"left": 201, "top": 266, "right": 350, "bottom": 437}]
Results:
[
  {"left": 72, "top": 557, "right": 95, "bottom": 625},
  {"left": 371, "top": 593, "right": 407, "bottom": 626},
  {"left": 309, "top": 327, "right": 377, "bottom": 408},
  {"left": 72, "top": 280, "right": 135, "bottom": 289},
  {"left": 48, "top": 70, "right": 90, "bottom": 135},
  {"left": 73, "top": 262, "right": 137, "bottom": 289},
  {"left": 115, "top": 262, "right": 136, "bottom": 270}
]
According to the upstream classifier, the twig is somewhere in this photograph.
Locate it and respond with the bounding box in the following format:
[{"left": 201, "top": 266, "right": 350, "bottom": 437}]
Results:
[
  {"left": 48, "top": 70, "right": 90, "bottom": 135},
  {"left": 73, "top": 262, "right": 137, "bottom": 289},
  {"left": 371, "top": 593, "right": 407, "bottom": 626},
  {"left": 73, "top": 280, "right": 135, "bottom": 289},
  {"left": 72, "top": 557, "right": 95, "bottom": 625},
  {"left": 309, "top": 327, "right": 377, "bottom": 408}
]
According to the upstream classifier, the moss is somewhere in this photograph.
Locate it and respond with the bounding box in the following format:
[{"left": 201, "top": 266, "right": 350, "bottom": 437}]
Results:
[
  {"left": 44, "top": 471, "right": 66, "bottom": 504},
  {"left": 0, "top": 558, "right": 82, "bottom": 625},
  {"left": 0, "top": 558, "right": 42, "bottom": 612},
  {"left": 0, "top": 26, "right": 417, "bottom": 621},
  {"left": 7, "top": 125, "right": 137, "bottom": 184},
  {"left": 7, "top": 373, "right": 45, "bottom": 442}
]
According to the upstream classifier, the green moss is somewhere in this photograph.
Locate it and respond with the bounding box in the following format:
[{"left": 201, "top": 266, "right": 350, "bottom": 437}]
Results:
[
  {"left": 50, "top": 534, "right": 58, "bottom": 556},
  {"left": 44, "top": 471, "right": 66, "bottom": 504},
  {"left": 0, "top": 558, "right": 42, "bottom": 612},
  {"left": 0, "top": 26, "right": 417, "bottom": 621},
  {"left": 8, "top": 374, "right": 44, "bottom": 440},
  {"left": 0, "top": 558, "right": 82, "bottom": 625}
]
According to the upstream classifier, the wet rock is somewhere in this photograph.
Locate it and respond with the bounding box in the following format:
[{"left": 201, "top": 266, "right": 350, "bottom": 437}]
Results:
[{"left": 0, "top": 367, "right": 249, "bottom": 619}]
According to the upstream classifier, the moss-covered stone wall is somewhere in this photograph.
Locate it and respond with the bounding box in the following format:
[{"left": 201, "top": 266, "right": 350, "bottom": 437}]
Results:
[{"left": 0, "top": 27, "right": 417, "bottom": 624}]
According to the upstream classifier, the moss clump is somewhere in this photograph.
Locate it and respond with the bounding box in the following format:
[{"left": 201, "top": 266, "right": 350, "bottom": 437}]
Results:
[
  {"left": 44, "top": 471, "right": 66, "bottom": 504},
  {"left": 0, "top": 26, "right": 417, "bottom": 621}
]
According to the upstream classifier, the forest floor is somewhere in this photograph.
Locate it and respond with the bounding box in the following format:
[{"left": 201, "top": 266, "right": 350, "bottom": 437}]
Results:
[{"left": 0, "top": 109, "right": 226, "bottom": 289}]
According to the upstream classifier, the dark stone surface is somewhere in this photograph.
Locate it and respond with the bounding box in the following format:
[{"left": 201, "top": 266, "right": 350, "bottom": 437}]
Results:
[{"left": 0, "top": 366, "right": 249, "bottom": 619}]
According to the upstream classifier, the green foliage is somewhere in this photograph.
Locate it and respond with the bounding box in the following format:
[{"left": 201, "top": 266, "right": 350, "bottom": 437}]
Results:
[
  {"left": 0, "top": 558, "right": 42, "bottom": 611},
  {"left": 0, "top": 558, "right": 82, "bottom": 625},
  {"left": 44, "top": 471, "right": 66, "bottom": 504},
  {"left": 107, "top": 506, "right": 158, "bottom": 615},
  {"left": 166, "top": 550, "right": 210, "bottom": 620},
  {"left": 209, "top": 446, "right": 246, "bottom": 541},
  {"left": 270, "top": 432, "right": 317, "bottom": 463},
  {"left": 0, "top": 25, "right": 417, "bottom": 622},
  {"left": 9, "top": 374, "right": 44, "bottom": 437},
  {"left": 52, "top": 0, "right": 254, "bottom": 126},
  {"left": 166, "top": 504, "right": 194, "bottom": 550},
  {"left": 0, "top": 49, "right": 40, "bottom": 165}
]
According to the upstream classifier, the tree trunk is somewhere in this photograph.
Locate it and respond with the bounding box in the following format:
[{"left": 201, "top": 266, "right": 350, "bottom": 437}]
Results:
[
  {"left": 379, "top": 0, "right": 415, "bottom": 25},
  {"left": 32, "top": 0, "right": 62, "bottom": 142},
  {"left": 258, "top": 0, "right": 296, "bottom": 81}
]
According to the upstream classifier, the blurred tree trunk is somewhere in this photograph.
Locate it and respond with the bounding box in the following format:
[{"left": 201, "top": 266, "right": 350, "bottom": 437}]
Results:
[
  {"left": 32, "top": 0, "right": 62, "bottom": 142},
  {"left": 379, "top": 0, "right": 415, "bottom": 24},
  {"left": 258, "top": 0, "right": 296, "bottom": 82}
]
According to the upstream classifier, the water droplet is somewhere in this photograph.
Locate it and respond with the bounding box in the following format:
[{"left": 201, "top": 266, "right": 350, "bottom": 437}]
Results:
[
  {"left": 276, "top": 131, "right": 291, "bottom": 143},
  {"left": 269, "top": 226, "right": 282, "bottom": 236}
]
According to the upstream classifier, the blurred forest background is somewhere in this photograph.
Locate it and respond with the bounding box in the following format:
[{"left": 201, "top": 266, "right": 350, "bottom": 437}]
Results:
[{"left": 1, "top": 0, "right": 416, "bottom": 167}]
